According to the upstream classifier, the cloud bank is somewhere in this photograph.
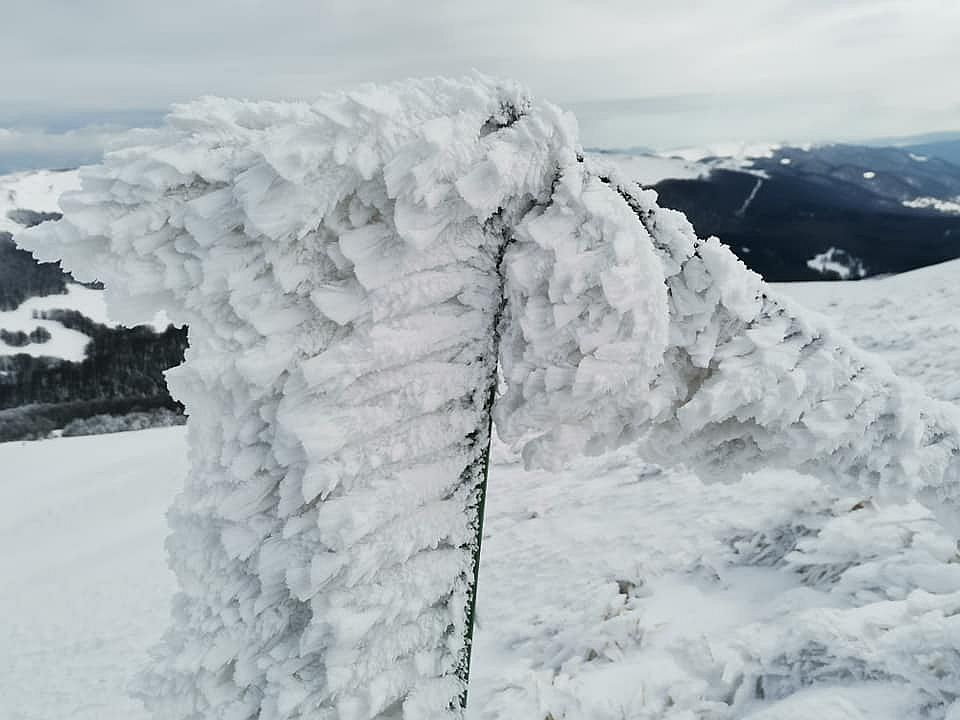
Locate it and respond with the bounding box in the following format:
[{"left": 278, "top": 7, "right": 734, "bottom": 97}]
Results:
[{"left": 1, "top": 0, "right": 957, "bottom": 152}]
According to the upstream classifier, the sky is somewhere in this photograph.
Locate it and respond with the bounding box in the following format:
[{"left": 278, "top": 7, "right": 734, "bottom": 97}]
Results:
[{"left": 2, "top": 0, "right": 958, "bottom": 170}]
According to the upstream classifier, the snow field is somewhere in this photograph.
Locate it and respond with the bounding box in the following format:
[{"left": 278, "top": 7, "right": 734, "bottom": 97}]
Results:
[
  {"left": 778, "top": 259, "right": 960, "bottom": 403},
  {"left": 0, "top": 170, "right": 80, "bottom": 236}
]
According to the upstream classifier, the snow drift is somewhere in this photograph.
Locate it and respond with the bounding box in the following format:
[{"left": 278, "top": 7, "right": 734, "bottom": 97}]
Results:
[{"left": 19, "top": 75, "right": 960, "bottom": 720}]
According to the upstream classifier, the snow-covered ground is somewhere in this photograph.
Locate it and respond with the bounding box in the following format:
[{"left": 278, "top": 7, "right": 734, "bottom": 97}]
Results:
[
  {"left": 659, "top": 141, "right": 785, "bottom": 163},
  {"left": 903, "top": 196, "right": 960, "bottom": 215},
  {"left": 1, "top": 169, "right": 171, "bottom": 362},
  {"left": 0, "top": 170, "right": 80, "bottom": 235},
  {"left": 586, "top": 146, "right": 772, "bottom": 184},
  {"left": 0, "top": 281, "right": 170, "bottom": 360},
  {"left": 586, "top": 152, "right": 708, "bottom": 185},
  {"left": 804, "top": 247, "right": 868, "bottom": 281},
  {"left": 0, "top": 428, "right": 186, "bottom": 720},
  {"left": 0, "top": 284, "right": 104, "bottom": 360},
  {"left": 4, "top": 260, "right": 960, "bottom": 719},
  {"left": 776, "top": 258, "right": 960, "bottom": 403}
]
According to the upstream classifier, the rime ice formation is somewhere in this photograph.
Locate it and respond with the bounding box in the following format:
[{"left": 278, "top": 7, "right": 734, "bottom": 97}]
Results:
[
  {"left": 19, "top": 75, "right": 960, "bottom": 719},
  {"left": 21, "top": 76, "right": 578, "bottom": 720},
  {"left": 497, "top": 163, "right": 960, "bottom": 523}
]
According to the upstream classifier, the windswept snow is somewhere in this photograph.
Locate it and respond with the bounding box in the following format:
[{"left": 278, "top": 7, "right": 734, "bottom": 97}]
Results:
[
  {"left": 0, "top": 283, "right": 170, "bottom": 360},
  {"left": 651, "top": 142, "right": 780, "bottom": 179},
  {"left": 0, "top": 168, "right": 168, "bottom": 362},
  {"left": 486, "top": 251, "right": 960, "bottom": 717},
  {"left": 21, "top": 76, "right": 582, "bottom": 720}
]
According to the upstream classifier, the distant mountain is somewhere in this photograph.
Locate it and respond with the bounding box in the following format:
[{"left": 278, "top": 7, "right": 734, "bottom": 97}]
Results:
[
  {"left": 901, "top": 139, "right": 960, "bottom": 167},
  {"left": 594, "top": 142, "right": 960, "bottom": 281},
  {"left": 862, "top": 130, "right": 960, "bottom": 166},
  {"left": 0, "top": 170, "right": 186, "bottom": 441},
  {"left": 0, "top": 171, "right": 81, "bottom": 310}
]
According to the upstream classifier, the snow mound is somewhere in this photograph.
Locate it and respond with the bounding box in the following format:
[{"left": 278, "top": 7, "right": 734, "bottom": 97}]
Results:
[{"left": 20, "top": 76, "right": 960, "bottom": 720}]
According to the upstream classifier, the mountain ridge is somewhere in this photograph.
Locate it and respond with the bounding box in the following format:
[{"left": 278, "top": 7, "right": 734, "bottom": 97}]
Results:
[{"left": 594, "top": 141, "right": 960, "bottom": 281}]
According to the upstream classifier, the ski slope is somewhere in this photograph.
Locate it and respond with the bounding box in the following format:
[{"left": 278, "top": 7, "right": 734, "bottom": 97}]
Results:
[{"left": 3, "top": 260, "right": 960, "bottom": 719}]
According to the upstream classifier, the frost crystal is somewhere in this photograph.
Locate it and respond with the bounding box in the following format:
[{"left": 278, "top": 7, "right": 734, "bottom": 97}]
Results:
[{"left": 19, "top": 75, "right": 960, "bottom": 719}]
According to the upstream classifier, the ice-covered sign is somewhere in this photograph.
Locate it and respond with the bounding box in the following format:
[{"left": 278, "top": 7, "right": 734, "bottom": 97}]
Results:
[{"left": 20, "top": 76, "right": 960, "bottom": 720}]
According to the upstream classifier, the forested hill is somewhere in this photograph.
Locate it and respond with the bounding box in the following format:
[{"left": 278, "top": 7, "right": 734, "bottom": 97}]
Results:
[{"left": 594, "top": 141, "right": 960, "bottom": 281}]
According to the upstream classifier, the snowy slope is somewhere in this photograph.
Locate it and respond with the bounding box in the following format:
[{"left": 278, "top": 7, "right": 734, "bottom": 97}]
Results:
[
  {"left": 659, "top": 141, "right": 785, "bottom": 164},
  {"left": 586, "top": 152, "right": 708, "bottom": 184},
  {"left": 4, "top": 261, "right": 960, "bottom": 719},
  {"left": 1, "top": 168, "right": 170, "bottom": 361},
  {"left": 1, "top": 170, "right": 99, "bottom": 360},
  {"left": 776, "top": 258, "right": 960, "bottom": 403},
  {"left": 0, "top": 281, "right": 171, "bottom": 360},
  {"left": 617, "top": 143, "right": 960, "bottom": 282},
  {"left": 0, "top": 428, "right": 185, "bottom": 720},
  {"left": 0, "top": 169, "right": 79, "bottom": 235},
  {"left": 0, "top": 283, "right": 104, "bottom": 360}
]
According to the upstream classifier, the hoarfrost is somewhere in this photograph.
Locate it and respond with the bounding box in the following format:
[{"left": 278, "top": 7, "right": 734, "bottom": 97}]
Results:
[{"left": 19, "top": 75, "right": 960, "bottom": 720}]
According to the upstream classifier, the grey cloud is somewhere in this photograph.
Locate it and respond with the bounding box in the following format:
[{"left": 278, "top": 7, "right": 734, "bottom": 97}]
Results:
[
  {"left": 0, "top": 125, "right": 137, "bottom": 174},
  {"left": 2, "top": 0, "right": 957, "bottom": 151}
]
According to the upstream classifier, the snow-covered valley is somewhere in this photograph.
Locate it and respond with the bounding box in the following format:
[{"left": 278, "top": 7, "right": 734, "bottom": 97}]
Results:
[{"left": 4, "top": 258, "right": 960, "bottom": 719}]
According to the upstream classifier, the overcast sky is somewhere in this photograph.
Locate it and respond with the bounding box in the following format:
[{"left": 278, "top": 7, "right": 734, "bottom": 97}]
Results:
[{"left": 2, "top": 0, "right": 958, "bottom": 168}]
